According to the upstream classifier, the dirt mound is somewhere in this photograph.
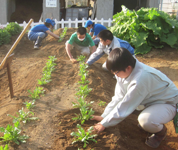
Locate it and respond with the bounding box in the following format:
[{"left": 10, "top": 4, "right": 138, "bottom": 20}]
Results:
[{"left": 0, "top": 28, "right": 178, "bottom": 150}]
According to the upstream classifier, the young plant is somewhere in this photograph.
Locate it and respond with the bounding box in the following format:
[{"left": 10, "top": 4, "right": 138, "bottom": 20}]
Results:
[
  {"left": 23, "top": 100, "right": 36, "bottom": 110},
  {"left": 38, "top": 71, "right": 52, "bottom": 85},
  {"left": 78, "top": 74, "right": 89, "bottom": 85},
  {"left": 72, "top": 96, "right": 94, "bottom": 108},
  {"left": 48, "top": 55, "right": 57, "bottom": 62},
  {"left": 7, "top": 108, "right": 38, "bottom": 124},
  {"left": 76, "top": 85, "right": 92, "bottom": 98},
  {"left": 0, "top": 121, "right": 29, "bottom": 145},
  {"left": 72, "top": 106, "right": 94, "bottom": 125},
  {"left": 43, "top": 60, "right": 56, "bottom": 73},
  {"left": 77, "top": 55, "right": 86, "bottom": 63},
  {"left": 28, "top": 86, "right": 45, "bottom": 100},
  {"left": 71, "top": 124, "right": 97, "bottom": 148},
  {"left": 98, "top": 100, "right": 106, "bottom": 107},
  {"left": 0, "top": 144, "right": 9, "bottom": 150},
  {"left": 58, "top": 27, "right": 68, "bottom": 42}
]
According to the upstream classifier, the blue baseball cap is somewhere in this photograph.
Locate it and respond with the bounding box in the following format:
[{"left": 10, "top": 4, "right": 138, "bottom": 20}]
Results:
[
  {"left": 45, "top": 18, "right": 55, "bottom": 27},
  {"left": 84, "top": 20, "right": 93, "bottom": 28}
]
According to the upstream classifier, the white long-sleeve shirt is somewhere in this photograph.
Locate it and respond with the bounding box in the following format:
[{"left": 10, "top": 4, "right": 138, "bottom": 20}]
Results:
[
  {"left": 101, "top": 60, "right": 178, "bottom": 128},
  {"left": 86, "top": 37, "right": 135, "bottom": 65}
]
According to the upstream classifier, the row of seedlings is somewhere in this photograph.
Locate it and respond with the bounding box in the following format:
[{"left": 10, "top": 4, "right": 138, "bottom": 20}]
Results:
[
  {"left": 0, "top": 56, "right": 57, "bottom": 149},
  {"left": 58, "top": 27, "right": 68, "bottom": 42},
  {"left": 70, "top": 55, "right": 97, "bottom": 149}
]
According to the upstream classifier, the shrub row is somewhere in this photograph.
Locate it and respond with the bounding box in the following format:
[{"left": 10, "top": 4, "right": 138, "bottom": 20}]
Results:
[{"left": 0, "top": 22, "right": 22, "bottom": 46}]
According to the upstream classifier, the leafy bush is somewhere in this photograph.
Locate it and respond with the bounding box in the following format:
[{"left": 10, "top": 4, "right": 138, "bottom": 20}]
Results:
[
  {"left": 0, "top": 29, "right": 11, "bottom": 45},
  {"left": 5, "top": 22, "right": 22, "bottom": 36},
  {"left": 110, "top": 6, "right": 178, "bottom": 54}
]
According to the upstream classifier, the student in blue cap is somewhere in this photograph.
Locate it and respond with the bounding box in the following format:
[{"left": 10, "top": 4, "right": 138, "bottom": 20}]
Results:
[
  {"left": 84, "top": 20, "right": 107, "bottom": 46},
  {"left": 28, "top": 18, "right": 60, "bottom": 49}
]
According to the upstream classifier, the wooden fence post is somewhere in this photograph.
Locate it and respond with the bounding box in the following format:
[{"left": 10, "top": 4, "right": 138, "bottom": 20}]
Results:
[{"left": 3, "top": 54, "right": 14, "bottom": 98}]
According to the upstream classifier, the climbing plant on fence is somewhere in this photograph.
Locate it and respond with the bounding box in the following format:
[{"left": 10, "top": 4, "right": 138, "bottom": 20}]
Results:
[{"left": 110, "top": 5, "right": 178, "bottom": 54}]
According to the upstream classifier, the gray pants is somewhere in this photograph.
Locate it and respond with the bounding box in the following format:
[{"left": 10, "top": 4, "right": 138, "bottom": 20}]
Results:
[
  {"left": 65, "top": 41, "right": 90, "bottom": 56},
  {"left": 138, "top": 103, "right": 176, "bottom": 133}
]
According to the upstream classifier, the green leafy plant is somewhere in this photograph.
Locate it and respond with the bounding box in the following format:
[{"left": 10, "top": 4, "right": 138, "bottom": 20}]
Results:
[
  {"left": 58, "top": 27, "right": 68, "bottom": 42},
  {"left": 38, "top": 71, "right": 52, "bottom": 85},
  {"left": 0, "top": 121, "right": 29, "bottom": 145},
  {"left": 77, "top": 55, "right": 86, "bottom": 63},
  {"left": 98, "top": 100, "right": 106, "bottom": 107},
  {"left": 7, "top": 108, "right": 38, "bottom": 124},
  {"left": 110, "top": 5, "right": 178, "bottom": 54},
  {"left": 24, "top": 100, "right": 36, "bottom": 110},
  {"left": 0, "top": 144, "right": 9, "bottom": 150},
  {"left": 38, "top": 56, "right": 57, "bottom": 85},
  {"left": 28, "top": 86, "right": 45, "bottom": 100},
  {"left": 0, "top": 29, "right": 11, "bottom": 45},
  {"left": 78, "top": 74, "right": 89, "bottom": 85},
  {"left": 76, "top": 85, "right": 92, "bottom": 98},
  {"left": 48, "top": 55, "right": 57, "bottom": 62},
  {"left": 72, "top": 96, "right": 94, "bottom": 108},
  {"left": 72, "top": 106, "right": 94, "bottom": 125},
  {"left": 5, "top": 22, "right": 22, "bottom": 36},
  {"left": 43, "top": 60, "right": 56, "bottom": 73},
  {"left": 71, "top": 124, "right": 97, "bottom": 148}
]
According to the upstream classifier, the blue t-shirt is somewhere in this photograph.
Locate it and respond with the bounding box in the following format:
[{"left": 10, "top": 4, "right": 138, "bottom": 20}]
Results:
[
  {"left": 118, "top": 38, "right": 135, "bottom": 55},
  {"left": 30, "top": 24, "right": 49, "bottom": 32},
  {"left": 90, "top": 24, "right": 107, "bottom": 36}
]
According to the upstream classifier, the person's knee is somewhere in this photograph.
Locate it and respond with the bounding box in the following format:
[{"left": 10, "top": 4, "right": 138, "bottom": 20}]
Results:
[
  {"left": 81, "top": 48, "right": 90, "bottom": 56},
  {"left": 138, "top": 113, "right": 163, "bottom": 133},
  {"left": 102, "top": 63, "right": 108, "bottom": 71},
  {"left": 39, "top": 33, "right": 46, "bottom": 39}
]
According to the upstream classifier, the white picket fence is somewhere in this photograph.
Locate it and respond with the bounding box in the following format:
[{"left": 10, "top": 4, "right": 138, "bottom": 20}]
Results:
[{"left": 0, "top": 18, "right": 113, "bottom": 30}]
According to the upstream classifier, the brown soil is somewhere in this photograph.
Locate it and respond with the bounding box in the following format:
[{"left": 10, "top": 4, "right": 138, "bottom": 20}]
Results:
[{"left": 0, "top": 28, "right": 178, "bottom": 150}]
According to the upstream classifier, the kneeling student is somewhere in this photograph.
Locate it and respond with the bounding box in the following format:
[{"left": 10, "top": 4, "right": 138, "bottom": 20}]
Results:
[
  {"left": 28, "top": 18, "right": 59, "bottom": 49},
  {"left": 65, "top": 27, "right": 96, "bottom": 63},
  {"left": 92, "top": 48, "right": 178, "bottom": 148}
]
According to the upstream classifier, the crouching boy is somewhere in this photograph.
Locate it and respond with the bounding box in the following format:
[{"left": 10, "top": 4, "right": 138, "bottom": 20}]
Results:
[{"left": 92, "top": 48, "right": 178, "bottom": 148}]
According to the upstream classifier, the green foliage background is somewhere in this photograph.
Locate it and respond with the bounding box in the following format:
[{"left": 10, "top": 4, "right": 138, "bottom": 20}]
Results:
[
  {"left": 110, "top": 6, "right": 178, "bottom": 54},
  {"left": 0, "top": 29, "right": 11, "bottom": 46},
  {"left": 5, "top": 22, "right": 22, "bottom": 36},
  {"left": 0, "top": 22, "right": 22, "bottom": 46}
]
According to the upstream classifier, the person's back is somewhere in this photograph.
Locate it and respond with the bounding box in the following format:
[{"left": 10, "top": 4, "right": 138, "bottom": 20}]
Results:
[{"left": 91, "top": 24, "right": 107, "bottom": 37}]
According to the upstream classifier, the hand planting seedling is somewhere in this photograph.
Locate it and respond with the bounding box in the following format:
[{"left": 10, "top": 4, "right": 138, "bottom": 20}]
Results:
[
  {"left": 7, "top": 107, "right": 38, "bottom": 124},
  {"left": 58, "top": 27, "right": 68, "bottom": 42},
  {"left": 28, "top": 86, "right": 45, "bottom": 100},
  {"left": 24, "top": 100, "right": 36, "bottom": 110},
  {"left": 0, "top": 144, "right": 9, "bottom": 150},
  {"left": 72, "top": 96, "right": 94, "bottom": 108},
  {"left": 72, "top": 106, "right": 94, "bottom": 125},
  {"left": 71, "top": 124, "right": 97, "bottom": 148},
  {"left": 76, "top": 85, "right": 92, "bottom": 98},
  {"left": 98, "top": 100, "right": 106, "bottom": 107},
  {"left": 0, "top": 121, "right": 29, "bottom": 145}
]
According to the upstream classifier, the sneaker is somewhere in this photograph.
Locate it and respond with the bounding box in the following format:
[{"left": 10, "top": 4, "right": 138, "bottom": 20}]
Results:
[{"left": 34, "top": 45, "right": 39, "bottom": 50}]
